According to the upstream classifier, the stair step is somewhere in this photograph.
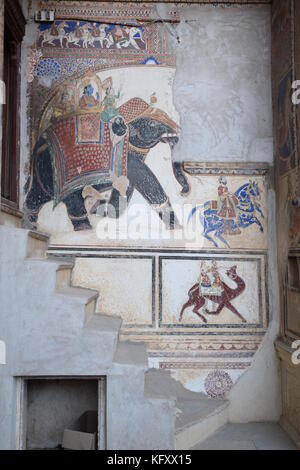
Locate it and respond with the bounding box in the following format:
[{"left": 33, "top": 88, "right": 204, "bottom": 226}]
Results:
[
  {"left": 56, "top": 263, "right": 74, "bottom": 289},
  {"left": 85, "top": 313, "right": 122, "bottom": 332},
  {"left": 175, "top": 398, "right": 229, "bottom": 450},
  {"left": 0, "top": 226, "right": 50, "bottom": 260},
  {"left": 22, "top": 259, "right": 72, "bottom": 297},
  {"left": 56, "top": 286, "right": 98, "bottom": 301},
  {"left": 27, "top": 230, "right": 49, "bottom": 259},
  {"left": 56, "top": 286, "right": 98, "bottom": 323},
  {"left": 114, "top": 341, "right": 148, "bottom": 367},
  {"left": 0, "top": 204, "right": 23, "bottom": 227},
  {"left": 28, "top": 230, "right": 50, "bottom": 243}
]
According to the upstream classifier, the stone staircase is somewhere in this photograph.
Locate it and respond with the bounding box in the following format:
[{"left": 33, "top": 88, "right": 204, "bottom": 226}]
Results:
[{"left": 0, "top": 224, "right": 230, "bottom": 450}]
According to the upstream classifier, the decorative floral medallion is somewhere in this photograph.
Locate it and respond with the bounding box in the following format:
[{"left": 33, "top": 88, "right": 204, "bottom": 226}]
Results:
[{"left": 204, "top": 370, "right": 233, "bottom": 398}]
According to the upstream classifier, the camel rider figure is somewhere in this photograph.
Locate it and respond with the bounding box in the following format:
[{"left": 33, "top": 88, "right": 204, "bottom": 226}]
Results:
[
  {"left": 199, "top": 262, "right": 223, "bottom": 296},
  {"left": 217, "top": 176, "right": 241, "bottom": 235},
  {"left": 199, "top": 261, "right": 223, "bottom": 311}
]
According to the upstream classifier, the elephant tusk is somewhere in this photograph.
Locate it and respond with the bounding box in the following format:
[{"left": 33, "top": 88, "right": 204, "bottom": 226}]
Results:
[
  {"left": 160, "top": 133, "right": 179, "bottom": 146},
  {"left": 161, "top": 133, "right": 177, "bottom": 138}
]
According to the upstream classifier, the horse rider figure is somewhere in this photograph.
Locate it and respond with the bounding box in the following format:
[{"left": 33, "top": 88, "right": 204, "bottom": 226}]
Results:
[{"left": 217, "top": 176, "right": 241, "bottom": 235}]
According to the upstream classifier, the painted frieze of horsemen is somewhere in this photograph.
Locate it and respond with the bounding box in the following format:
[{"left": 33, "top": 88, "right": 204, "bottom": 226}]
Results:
[
  {"left": 24, "top": 72, "right": 189, "bottom": 231},
  {"left": 188, "top": 176, "right": 265, "bottom": 248},
  {"left": 39, "top": 20, "right": 146, "bottom": 50}
]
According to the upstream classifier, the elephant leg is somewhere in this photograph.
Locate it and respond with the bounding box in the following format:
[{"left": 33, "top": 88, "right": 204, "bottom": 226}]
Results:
[
  {"left": 127, "top": 153, "right": 181, "bottom": 230},
  {"left": 23, "top": 177, "right": 52, "bottom": 229},
  {"left": 172, "top": 162, "right": 190, "bottom": 196},
  {"left": 64, "top": 191, "right": 92, "bottom": 231},
  {"left": 90, "top": 185, "right": 134, "bottom": 218},
  {"left": 23, "top": 144, "right": 54, "bottom": 229},
  {"left": 107, "top": 186, "right": 134, "bottom": 218}
]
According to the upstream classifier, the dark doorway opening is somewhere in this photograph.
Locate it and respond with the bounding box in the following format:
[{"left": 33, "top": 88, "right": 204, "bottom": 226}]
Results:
[{"left": 19, "top": 377, "right": 106, "bottom": 450}]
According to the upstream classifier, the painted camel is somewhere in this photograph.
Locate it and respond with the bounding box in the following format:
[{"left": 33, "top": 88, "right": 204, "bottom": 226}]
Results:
[{"left": 179, "top": 265, "right": 246, "bottom": 324}]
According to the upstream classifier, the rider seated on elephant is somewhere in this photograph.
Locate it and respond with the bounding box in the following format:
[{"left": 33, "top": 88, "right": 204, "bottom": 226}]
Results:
[
  {"left": 217, "top": 176, "right": 241, "bottom": 235},
  {"left": 79, "top": 83, "right": 100, "bottom": 109},
  {"left": 101, "top": 84, "right": 121, "bottom": 122}
]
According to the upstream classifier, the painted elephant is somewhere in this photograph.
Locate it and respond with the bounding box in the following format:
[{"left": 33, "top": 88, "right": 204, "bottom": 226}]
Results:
[{"left": 23, "top": 98, "right": 190, "bottom": 231}]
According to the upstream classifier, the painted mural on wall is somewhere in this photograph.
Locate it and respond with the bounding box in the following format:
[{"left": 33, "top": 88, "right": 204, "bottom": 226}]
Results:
[
  {"left": 23, "top": 2, "right": 268, "bottom": 251},
  {"left": 24, "top": 70, "right": 183, "bottom": 232},
  {"left": 188, "top": 177, "right": 264, "bottom": 249},
  {"left": 24, "top": 2, "right": 183, "bottom": 235},
  {"left": 72, "top": 251, "right": 268, "bottom": 396},
  {"left": 38, "top": 20, "right": 146, "bottom": 50},
  {"left": 24, "top": 2, "right": 271, "bottom": 396}
]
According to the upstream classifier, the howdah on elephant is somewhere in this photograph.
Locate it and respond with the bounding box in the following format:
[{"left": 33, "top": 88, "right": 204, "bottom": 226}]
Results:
[{"left": 24, "top": 97, "right": 190, "bottom": 231}]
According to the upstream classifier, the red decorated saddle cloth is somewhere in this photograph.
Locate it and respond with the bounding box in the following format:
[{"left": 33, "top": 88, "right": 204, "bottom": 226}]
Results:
[{"left": 46, "top": 113, "right": 128, "bottom": 205}]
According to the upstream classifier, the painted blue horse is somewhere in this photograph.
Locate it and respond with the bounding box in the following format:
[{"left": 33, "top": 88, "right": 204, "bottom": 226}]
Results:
[{"left": 188, "top": 180, "right": 264, "bottom": 248}]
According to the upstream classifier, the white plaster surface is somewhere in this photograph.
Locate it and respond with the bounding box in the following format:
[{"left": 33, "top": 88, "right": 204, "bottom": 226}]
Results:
[
  {"left": 73, "top": 258, "right": 153, "bottom": 325},
  {"left": 173, "top": 5, "right": 273, "bottom": 163}
]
